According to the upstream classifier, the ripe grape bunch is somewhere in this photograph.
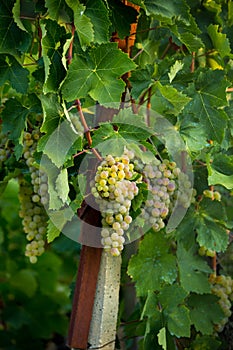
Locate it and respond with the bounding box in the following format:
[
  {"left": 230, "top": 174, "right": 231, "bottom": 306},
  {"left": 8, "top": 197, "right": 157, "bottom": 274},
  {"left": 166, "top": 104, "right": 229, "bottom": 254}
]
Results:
[
  {"left": 91, "top": 148, "right": 193, "bottom": 256},
  {"left": 91, "top": 152, "right": 139, "bottom": 257},
  {"left": 18, "top": 177, "right": 47, "bottom": 264},
  {"left": 209, "top": 273, "right": 233, "bottom": 332},
  {"left": 18, "top": 129, "right": 49, "bottom": 263}
]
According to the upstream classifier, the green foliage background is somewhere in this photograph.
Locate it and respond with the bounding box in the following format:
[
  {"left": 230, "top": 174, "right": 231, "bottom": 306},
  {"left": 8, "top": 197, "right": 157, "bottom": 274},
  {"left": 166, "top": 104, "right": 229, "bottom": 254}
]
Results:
[{"left": 0, "top": 0, "right": 233, "bottom": 349}]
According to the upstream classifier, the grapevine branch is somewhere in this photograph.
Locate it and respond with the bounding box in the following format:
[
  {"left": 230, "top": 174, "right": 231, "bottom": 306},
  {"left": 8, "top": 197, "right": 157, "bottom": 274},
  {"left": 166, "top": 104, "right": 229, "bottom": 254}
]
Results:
[{"left": 67, "top": 23, "right": 102, "bottom": 161}]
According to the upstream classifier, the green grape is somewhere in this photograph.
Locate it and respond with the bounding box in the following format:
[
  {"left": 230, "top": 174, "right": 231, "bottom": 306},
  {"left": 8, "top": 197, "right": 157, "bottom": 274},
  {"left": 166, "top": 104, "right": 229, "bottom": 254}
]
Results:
[
  {"left": 91, "top": 148, "right": 194, "bottom": 256},
  {"left": 18, "top": 128, "right": 50, "bottom": 263},
  {"left": 18, "top": 177, "right": 47, "bottom": 263},
  {"left": 91, "top": 152, "right": 139, "bottom": 256}
]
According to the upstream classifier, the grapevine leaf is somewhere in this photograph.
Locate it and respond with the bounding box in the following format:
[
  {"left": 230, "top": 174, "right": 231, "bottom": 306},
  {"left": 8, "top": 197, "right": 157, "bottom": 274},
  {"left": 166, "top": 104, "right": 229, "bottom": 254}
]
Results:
[
  {"left": 62, "top": 43, "right": 136, "bottom": 105},
  {"left": 40, "top": 94, "right": 63, "bottom": 134},
  {"left": 207, "top": 154, "right": 233, "bottom": 189},
  {"left": 48, "top": 208, "right": 75, "bottom": 239},
  {"left": 144, "top": 0, "right": 191, "bottom": 25},
  {"left": 184, "top": 70, "right": 229, "bottom": 143},
  {"left": 168, "top": 60, "right": 184, "bottom": 83},
  {"left": 167, "top": 305, "right": 190, "bottom": 338},
  {"left": 0, "top": 0, "right": 30, "bottom": 55},
  {"left": 55, "top": 168, "right": 69, "bottom": 203},
  {"left": 211, "top": 153, "right": 233, "bottom": 176},
  {"left": 45, "top": 0, "right": 71, "bottom": 22},
  {"left": 177, "top": 243, "right": 212, "bottom": 294},
  {"left": 151, "top": 82, "right": 191, "bottom": 116},
  {"left": 1, "top": 99, "right": 28, "bottom": 146},
  {"left": 196, "top": 217, "right": 229, "bottom": 253},
  {"left": 12, "top": 0, "right": 28, "bottom": 32},
  {"left": 47, "top": 219, "right": 61, "bottom": 243},
  {"left": 85, "top": 0, "right": 111, "bottom": 44},
  {"left": 42, "top": 119, "right": 80, "bottom": 168},
  {"left": 41, "top": 19, "right": 67, "bottom": 93},
  {"left": 207, "top": 24, "right": 232, "bottom": 58},
  {"left": 0, "top": 55, "right": 29, "bottom": 94},
  {"left": 179, "top": 116, "right": 207, "bottom": 152},
  {"left": 143, "top": 285, "right": 191, "bottom": 338},
  {"left": 129, "top": 64, "right": 154, "bottom": 99},
  {"left": 171, "top": 28, "right": 203, "bottom": 52},
  {"left": 191, "top": 335, "right": 221, "bottom": 350},
  {"left": 188, "top": 293, "right": 225, "bottom": 335},
  {"left": 158, "top": 327, "right": 166, "bottom": 350},
  {"left": 128, "top": 232, "right": 177, "bottom": 296},
  {"left": 65, "top": 0, "right": 94, "bottom": 50}
]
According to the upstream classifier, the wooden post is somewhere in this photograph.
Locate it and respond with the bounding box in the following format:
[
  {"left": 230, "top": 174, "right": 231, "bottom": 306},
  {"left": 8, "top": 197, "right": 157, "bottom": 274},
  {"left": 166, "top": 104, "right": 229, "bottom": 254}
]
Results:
[
  {"left": 68, "top": 245, "right": 102, "bottom": 349},
  {"left": 88, "top": 252, "right": 121, "bottom": 350}
]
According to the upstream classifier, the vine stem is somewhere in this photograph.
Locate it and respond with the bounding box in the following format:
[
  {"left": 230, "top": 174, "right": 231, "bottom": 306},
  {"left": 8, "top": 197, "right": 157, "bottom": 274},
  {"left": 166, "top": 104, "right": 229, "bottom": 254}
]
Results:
[
  {"left": 190, "top": 52, "right": 195, "bottom": 73},
  {"left": 67, "top": 23, "right": 102, "bottom": 161},
  {"left": 212, "top": 253, "right": 217, "bottom": 274}
]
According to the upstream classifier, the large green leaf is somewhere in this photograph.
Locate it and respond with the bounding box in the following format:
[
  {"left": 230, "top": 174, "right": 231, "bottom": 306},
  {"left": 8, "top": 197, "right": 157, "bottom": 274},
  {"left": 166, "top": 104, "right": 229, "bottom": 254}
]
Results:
[
  {"left": 142, "top": 285, "right": 191, "bottom": 338},
  {"left": 0, "top": 55, "right": 29, "bottom": 93},
  {"left": 65, "top": 0, "right": 94, "bottom": 50},
  {"left": 207, "top": 153, "right": 233, "bottom": 189},
  {"left": 85, "top": 0, "right": 111, "bottom": 43},
  {"left": 129, "top": 64, "right": 154, "bottom": 99},
  {"left": 45, "top": 0, "right": 71, "bottom": 21},
  {"left": 62, "top": 43, "right": 136, "bottom": 105},
  {"left": 128, "top": 232, "right": 177, "bottom": 296},
  {"left": 1, "top": 99, "right": 28, "bottom": 146},
  {"left": 144, "top": 0, "right": 191, "bottom": 25},
  {"left": 207, "top": 24, "right": 232, "bottom": 58},
  {"left": 0, "top": 0, "right": 30, "bottom": 55},
  {"left": 151, "top": 82, "right": 191, "bottom": 116},
  {"left": 177, "top": 243, "right": 211, "bottom": 294},
  {"left": 196, "top": 217, "right": 229, "bottom": 253},
  {"left": 41, "top": 19, "right": 67, "bottom": 93},
  {"left": 183, "top": 70, "right": 229, "bottom": 143},
  {"left": 188, "top": 293, "right": 225, "bottom": 335}
]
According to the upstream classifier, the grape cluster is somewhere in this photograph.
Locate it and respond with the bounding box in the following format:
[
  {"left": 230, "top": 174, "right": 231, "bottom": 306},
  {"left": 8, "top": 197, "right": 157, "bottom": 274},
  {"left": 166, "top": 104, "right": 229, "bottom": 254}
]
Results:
[
  {"left": 91, "top": 148, "right": 194, "bottom": 256},
  {"left": 0, "top": 126, "right": 10, "bottom": 165},
  {"left": 18, "top": 178, "right": 47, "bottom": 264},
  {"left": 23, "top": 130, "right": 49, "bottom": 206},
  {"left": 203, "top": 189, "right": 221, "bottom": 201},
  {"left": 19, "top": 129, "right": 49, "bottom": 262},
  {"left": 91, "top": 153, "right": 139, "bottom": 256},
  {"left": 209, "top": 273, "right": 233, "bottom": 332},
  {"left": 198, "top": 245, "right": 216, "bottom": 258},
  {"left": 136, "top": 158, "right": 178, "bottom": 232}
]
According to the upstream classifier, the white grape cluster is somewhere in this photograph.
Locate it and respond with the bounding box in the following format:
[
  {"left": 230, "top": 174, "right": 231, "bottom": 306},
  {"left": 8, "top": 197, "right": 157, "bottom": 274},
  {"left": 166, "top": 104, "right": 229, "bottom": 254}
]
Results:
[
  {"left": 135, "top": 158, "right": 178, "bottom": 232},
  {"left": 91, "top": 152, "right": 139, "bottom": 256},
  {"left": 18, "top": 178, "right": 47, "bottom": 264},
  {"left": 19, "top": 129, "right": 49, "bottom": 263},
  {"left": 23, "top": 130, "right": 49, "bottom": 206},
  {"left": 0, "top": 126, "right": 10, "bottom": 165},
  {"left": 91, "top": 148, "right": 194, "bottom": 256},
  {"left": 209, "top": 273, "right": 233, "bottom": 332}
]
